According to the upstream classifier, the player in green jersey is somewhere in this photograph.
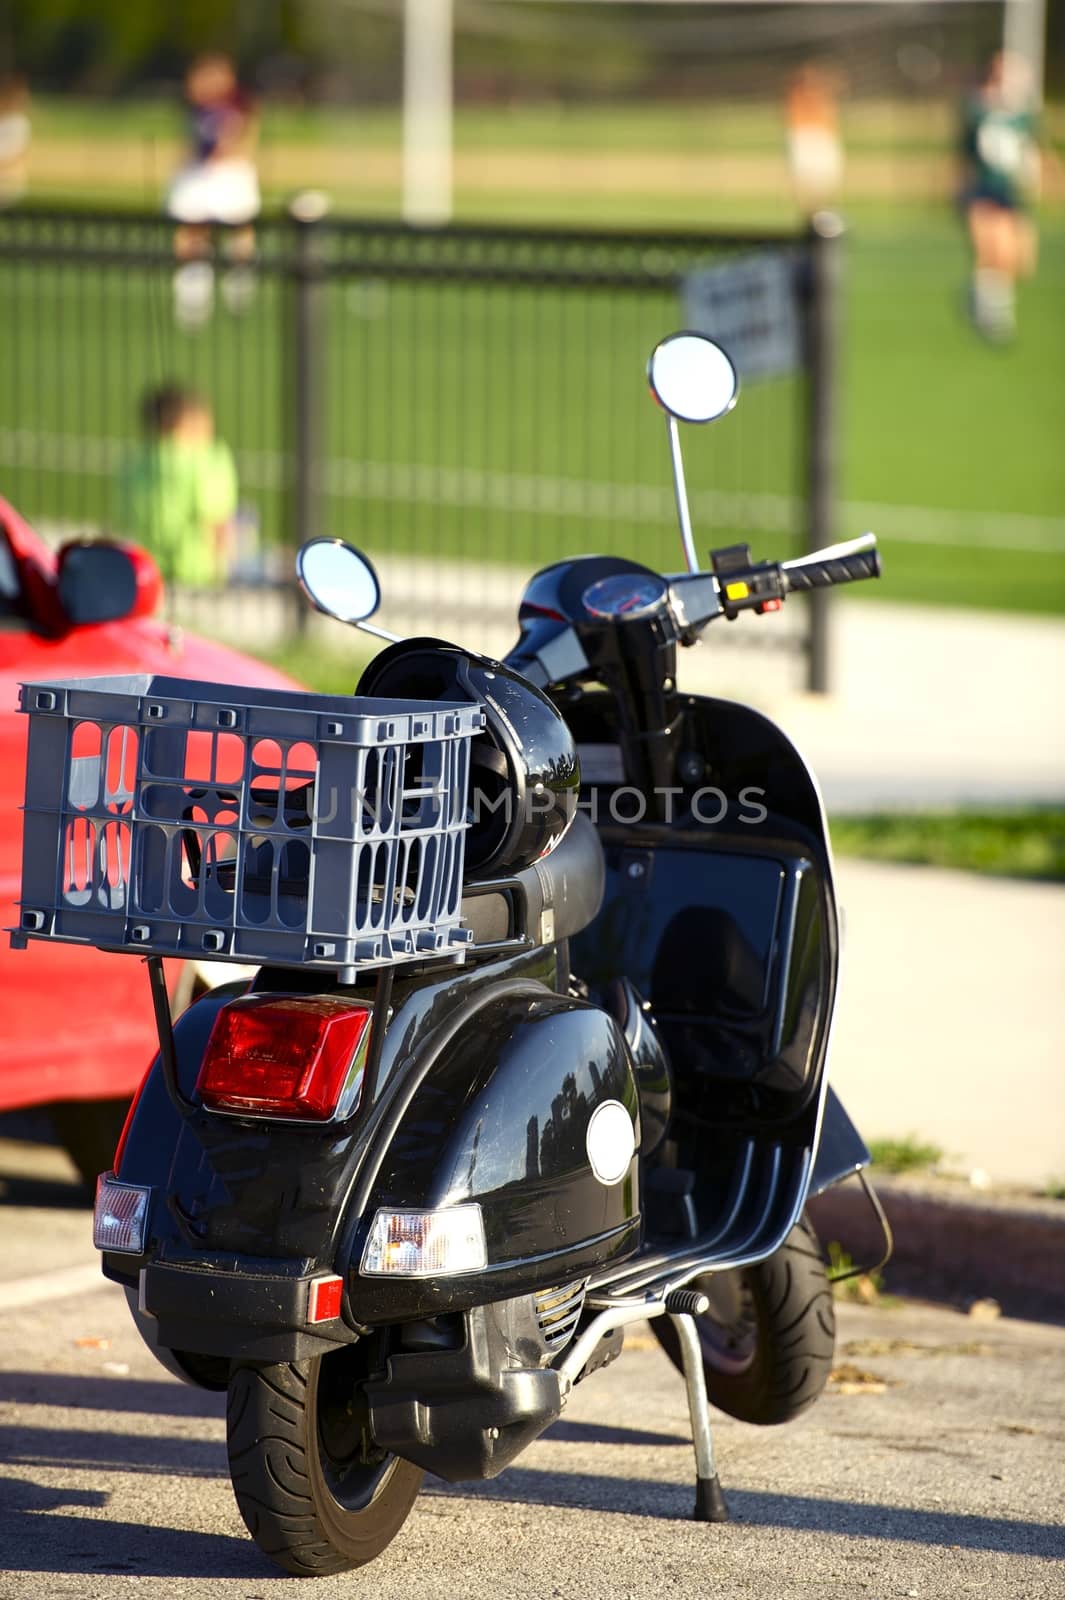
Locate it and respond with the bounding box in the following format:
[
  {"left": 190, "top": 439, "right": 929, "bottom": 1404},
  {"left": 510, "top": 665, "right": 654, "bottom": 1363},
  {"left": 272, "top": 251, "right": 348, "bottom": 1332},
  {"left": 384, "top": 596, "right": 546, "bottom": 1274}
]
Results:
[{"left": 960, "top": 52, "right": 1040, "bottom": 342}]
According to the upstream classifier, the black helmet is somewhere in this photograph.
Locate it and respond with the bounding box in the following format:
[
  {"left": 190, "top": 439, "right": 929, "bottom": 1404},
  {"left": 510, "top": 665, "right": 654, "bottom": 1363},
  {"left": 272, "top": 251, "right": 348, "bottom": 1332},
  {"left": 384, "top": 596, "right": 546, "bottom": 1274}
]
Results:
[{"left": 357, "top": 639, "right": 580, "bottom": 876}]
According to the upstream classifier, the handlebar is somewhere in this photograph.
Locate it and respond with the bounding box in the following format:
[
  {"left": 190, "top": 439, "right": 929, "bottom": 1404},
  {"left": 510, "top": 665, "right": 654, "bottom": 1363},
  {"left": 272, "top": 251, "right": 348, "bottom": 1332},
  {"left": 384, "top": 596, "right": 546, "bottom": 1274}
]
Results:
[
  {"left": 510, "top": 534, "right": 882, "bottom": 687},
  {"left": 779, "top": 534, "right": 881, "bottom": 593},
  {"left": 703, "top": 532, "right": 880, "bottom": 623}
]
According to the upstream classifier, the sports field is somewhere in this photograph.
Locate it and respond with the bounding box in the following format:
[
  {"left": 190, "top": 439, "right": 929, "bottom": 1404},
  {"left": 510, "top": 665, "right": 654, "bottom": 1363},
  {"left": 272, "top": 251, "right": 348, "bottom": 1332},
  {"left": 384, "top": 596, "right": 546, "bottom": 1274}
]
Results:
[{"left": 4, "top": 98, "right": 1064, "bottom": 616}]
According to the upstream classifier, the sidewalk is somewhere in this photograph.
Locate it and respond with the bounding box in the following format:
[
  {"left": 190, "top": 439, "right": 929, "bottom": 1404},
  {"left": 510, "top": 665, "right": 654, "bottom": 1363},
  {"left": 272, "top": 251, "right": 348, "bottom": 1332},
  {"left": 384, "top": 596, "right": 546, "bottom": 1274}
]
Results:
[{"left": 829, "top": 857, "right": 1065, "bottom": 1190}]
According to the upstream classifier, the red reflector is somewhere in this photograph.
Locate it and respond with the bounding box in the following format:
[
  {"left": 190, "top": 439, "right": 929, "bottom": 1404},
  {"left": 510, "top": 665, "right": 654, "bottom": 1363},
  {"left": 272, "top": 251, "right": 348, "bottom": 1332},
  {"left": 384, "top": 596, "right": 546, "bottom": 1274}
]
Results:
[
  {"left": 757, "top": 598, "right": 783, "bottom": 614},
  {"left": 308, "top": 1275, "right": 344, "bottom": 1323},
  {"left": 196, "top": 996, "right": 372, "bottom": 1119}
]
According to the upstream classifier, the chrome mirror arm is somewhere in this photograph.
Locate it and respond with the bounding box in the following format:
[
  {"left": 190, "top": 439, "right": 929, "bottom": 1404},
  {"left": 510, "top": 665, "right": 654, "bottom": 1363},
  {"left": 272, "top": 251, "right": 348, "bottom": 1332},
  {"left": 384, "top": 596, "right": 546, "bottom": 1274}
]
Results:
[
  {"left": 354, "top": 618, "right": 403, "bottom": 644},
  {"left": 666, "top": 414, "right": 699, "bottom": 575}
]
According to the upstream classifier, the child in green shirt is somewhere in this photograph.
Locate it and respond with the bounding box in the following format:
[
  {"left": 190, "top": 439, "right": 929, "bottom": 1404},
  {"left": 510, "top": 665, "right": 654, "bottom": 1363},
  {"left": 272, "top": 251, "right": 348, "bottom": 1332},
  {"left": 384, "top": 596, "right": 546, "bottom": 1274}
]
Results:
[{"left": 117, "top": 384, "right": 238, "bottom": 586}]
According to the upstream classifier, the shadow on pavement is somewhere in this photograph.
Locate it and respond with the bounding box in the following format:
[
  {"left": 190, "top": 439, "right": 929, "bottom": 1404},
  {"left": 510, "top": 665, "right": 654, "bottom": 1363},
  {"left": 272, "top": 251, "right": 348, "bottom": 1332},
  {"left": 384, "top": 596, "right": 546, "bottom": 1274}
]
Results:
[
  {"left": 546, "top": 1419, "right": 685, "bottom": 1448},
  {"left": 0, "top": 1422, "right": 227, "bottom": 1479},
  {"left": 0, "top": 1449, "right": 1059, "bottom": 1576},
  {"left": 0, "top": 1172, "right": 91, "bottom": 1209},
  {"left": 0, "top": 1369, "right": 225, "bottom": 1419},
  {"left": 0, "top": 1113, "right": 90, "bottom": 1209},
  {"left": 0, "top": 1479, "right": 257, "bottom": 1581},
  {"left": 433, "top": 1467, "right": 1065, "bottom": 1557}
]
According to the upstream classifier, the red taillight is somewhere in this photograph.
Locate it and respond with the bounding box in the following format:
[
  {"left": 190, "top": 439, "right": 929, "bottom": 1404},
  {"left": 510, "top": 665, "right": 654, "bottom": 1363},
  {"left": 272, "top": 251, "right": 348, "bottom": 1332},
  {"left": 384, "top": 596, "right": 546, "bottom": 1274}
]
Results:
[{"left": 196, "top": 996, "right": 372, "bottom": 1120}]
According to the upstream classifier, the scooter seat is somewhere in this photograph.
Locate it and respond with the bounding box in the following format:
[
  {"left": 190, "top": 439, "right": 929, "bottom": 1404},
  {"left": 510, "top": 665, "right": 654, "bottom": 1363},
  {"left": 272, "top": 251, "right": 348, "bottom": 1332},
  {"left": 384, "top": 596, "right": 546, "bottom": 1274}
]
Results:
[{"left": 462, "top": 810, "right": 604, "bottom": 948}]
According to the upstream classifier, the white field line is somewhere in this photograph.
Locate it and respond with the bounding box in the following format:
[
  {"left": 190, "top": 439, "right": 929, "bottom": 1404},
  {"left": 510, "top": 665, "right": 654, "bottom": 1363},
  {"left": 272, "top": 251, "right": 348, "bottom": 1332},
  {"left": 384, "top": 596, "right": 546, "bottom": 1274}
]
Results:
[
  {"left": 3, "top": 428, "right": 1064, "bottom": 555},
  {"left": 0, "top": 1262, "right": 110, "bottom": 1311}
]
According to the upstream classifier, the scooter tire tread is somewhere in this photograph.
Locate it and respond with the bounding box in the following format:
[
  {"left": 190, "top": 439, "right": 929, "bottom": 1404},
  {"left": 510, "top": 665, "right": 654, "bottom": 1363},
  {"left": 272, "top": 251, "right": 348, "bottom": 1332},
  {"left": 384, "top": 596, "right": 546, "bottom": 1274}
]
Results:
[{"left": 226, "top": 1358, "right": 423, "bottom": 1576}]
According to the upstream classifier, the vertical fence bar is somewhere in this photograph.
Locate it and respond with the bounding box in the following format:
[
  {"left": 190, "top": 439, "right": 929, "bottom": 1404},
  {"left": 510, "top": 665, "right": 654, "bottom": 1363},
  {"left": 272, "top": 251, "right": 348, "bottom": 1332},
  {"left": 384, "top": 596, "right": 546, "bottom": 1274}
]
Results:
[
  {"left": 287, "top": 202, "right": 327, "bottom": 632},
  {"left": 803, "top": 211, "right": 843, "bottom": 695}
]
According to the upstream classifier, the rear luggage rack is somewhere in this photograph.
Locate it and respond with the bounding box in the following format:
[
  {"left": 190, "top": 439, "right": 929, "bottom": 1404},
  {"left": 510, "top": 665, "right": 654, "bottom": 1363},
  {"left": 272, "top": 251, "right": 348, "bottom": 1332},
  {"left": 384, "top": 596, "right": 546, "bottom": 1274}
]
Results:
[{"left": 13, "top": 673, "right": 485, "bottom": 975}]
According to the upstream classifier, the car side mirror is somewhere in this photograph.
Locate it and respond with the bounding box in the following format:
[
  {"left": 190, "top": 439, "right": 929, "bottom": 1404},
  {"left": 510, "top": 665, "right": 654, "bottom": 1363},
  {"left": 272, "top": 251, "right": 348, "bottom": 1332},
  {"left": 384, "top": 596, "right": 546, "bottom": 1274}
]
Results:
[{"left": 57, "top": 541, "right": 162, "bottom": 626}]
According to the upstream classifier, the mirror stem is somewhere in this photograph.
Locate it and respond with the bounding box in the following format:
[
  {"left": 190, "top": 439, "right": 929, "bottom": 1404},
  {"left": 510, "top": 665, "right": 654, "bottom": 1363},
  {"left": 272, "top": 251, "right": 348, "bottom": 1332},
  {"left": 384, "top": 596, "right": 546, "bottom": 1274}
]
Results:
[
  {"left": 666, "top": 414, "right": 699, "bottom": 574},
  {"left": 357, "top": 618, "right": 403, "bottom": 643}
]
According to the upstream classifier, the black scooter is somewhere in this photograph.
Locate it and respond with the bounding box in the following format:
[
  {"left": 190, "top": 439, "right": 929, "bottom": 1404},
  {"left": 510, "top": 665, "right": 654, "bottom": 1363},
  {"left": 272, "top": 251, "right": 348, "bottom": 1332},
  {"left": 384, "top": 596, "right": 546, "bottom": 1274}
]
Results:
[{"left": 61, "top": 333, "right": 886, "bottom": 1575}]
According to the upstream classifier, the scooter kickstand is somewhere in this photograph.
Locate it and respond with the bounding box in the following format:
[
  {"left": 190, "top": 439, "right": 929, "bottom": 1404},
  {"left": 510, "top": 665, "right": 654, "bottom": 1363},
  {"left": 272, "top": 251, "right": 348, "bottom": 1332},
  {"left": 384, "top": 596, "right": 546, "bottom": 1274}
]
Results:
[{"left": 665, "top": 1291, "right": 730, "bottom": 1523}]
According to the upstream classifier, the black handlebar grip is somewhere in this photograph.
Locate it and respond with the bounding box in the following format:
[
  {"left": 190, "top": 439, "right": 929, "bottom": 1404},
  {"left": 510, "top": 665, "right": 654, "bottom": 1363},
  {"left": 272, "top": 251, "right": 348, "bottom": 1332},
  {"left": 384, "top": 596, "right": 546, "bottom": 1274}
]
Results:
[{"left": 783, "top": 548, "right": 881, "bottom": 592}]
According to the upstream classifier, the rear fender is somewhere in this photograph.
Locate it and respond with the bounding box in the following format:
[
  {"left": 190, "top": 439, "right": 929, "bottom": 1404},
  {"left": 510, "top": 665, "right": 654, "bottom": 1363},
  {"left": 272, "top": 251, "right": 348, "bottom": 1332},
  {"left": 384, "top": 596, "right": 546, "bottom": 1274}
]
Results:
[
  {"left": 100, "top": 982, "right": 244, "bottom": 1285},
  {"left": 107, "top": 953, "right": 633, "bottom": 1360},
  {"left": 347, "top": 991, "right": 643, "bottom": 1325}
]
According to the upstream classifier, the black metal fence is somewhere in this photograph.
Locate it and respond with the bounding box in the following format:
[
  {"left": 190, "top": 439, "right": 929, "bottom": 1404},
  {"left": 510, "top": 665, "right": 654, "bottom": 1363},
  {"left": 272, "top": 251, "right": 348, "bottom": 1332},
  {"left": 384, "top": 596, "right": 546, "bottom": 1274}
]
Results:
[{"left": 0, "top": 207, "right": 838, "bottom": 687}]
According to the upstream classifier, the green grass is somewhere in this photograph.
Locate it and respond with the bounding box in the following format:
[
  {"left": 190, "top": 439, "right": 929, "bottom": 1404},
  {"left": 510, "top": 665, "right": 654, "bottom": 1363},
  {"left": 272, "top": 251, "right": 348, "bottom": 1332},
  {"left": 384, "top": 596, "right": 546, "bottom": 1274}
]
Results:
[
  {"left": 866, "top": 1136, "right": 944, "bottom": 1175},
  {"left": 831, "top": 809, "right": 1065, "bottom": 880},
  {"left": 25, "top": 93, "right": 1065, "bottom": 155},
  {"left": 826, "top": 1240, "right": 894, "bottom": 1304},
  {"left": 247, "top": 637, "right": 376, "bottom": 695},
  {"left": 843, "top": 220, "right": 1065, "bottom": 518}
]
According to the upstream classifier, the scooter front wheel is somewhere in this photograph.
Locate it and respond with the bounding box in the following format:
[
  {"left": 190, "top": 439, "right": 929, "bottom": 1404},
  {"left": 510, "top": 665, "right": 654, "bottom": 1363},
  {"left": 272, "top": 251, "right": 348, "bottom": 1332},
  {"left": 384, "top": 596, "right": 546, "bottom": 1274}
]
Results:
[
  {"left": 226, "top": 1348, "right": 423, "bottom": 1575},
  {"left": 652, "top": 1213, "right": 835, "bottom": 1426}
]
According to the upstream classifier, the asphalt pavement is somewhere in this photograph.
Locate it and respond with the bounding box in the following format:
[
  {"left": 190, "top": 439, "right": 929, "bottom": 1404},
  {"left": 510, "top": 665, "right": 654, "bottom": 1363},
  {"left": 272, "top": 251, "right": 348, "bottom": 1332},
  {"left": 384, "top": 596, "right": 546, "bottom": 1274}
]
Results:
[{"left": 0, "top": 1152, "right": 1063, "bottom": 1600}]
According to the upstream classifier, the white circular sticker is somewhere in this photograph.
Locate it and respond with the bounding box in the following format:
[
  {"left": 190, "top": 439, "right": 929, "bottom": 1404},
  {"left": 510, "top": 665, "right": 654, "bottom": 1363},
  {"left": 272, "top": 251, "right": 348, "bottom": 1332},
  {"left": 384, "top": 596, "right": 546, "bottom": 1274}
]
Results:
[{"left": 585, "top": 1099, "right": 636, "bottom": 1186}]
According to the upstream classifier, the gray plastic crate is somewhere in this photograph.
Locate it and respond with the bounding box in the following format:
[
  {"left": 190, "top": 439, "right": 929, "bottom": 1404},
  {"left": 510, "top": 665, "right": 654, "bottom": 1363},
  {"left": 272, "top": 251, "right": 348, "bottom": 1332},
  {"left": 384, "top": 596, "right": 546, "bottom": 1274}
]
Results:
[{"left": 13, "top": 674, "right": 485, "bottom": 973}]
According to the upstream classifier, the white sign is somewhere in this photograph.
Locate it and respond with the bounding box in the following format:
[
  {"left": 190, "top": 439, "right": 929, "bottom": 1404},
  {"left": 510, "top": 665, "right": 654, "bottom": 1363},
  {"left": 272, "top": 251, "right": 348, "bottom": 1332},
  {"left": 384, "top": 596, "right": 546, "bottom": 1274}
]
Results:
[{"left": 682, "top": 251, "right": 802, "bottom": 381}]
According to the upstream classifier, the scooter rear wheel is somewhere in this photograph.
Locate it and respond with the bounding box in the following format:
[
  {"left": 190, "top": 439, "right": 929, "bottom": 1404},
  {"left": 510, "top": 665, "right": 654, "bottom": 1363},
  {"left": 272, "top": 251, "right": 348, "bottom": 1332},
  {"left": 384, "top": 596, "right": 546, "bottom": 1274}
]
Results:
[
  {"left": 651, "top": 1213, "right": 835, "bottom": 1425},
  {"left": 226, "top": 1347, "right": 423, "bottom": 1575}
]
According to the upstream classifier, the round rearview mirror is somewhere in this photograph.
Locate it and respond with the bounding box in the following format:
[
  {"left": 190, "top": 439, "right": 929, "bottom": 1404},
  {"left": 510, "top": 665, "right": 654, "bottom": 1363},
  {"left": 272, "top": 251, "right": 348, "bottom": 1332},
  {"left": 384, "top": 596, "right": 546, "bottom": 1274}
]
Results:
[
  {"left": 297, "top": 538, "right": 382, "bottom": 624},
  {"left": 647, "top": 332, "right": 739, "bottom": 425}
]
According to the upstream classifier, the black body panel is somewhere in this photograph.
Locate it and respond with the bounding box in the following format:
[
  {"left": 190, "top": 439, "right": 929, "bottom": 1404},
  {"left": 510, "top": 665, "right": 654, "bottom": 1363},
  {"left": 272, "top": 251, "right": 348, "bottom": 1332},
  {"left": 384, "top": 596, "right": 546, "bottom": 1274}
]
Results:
[
  {"left": 108, "top": 940, "right": 639, "bottom": 1359},
  {"left": 349, "top": 991, "right": 641, "bottom": 1324},
  {"left": 567, "top": 688, "right": 843, "bottom": 1282}
]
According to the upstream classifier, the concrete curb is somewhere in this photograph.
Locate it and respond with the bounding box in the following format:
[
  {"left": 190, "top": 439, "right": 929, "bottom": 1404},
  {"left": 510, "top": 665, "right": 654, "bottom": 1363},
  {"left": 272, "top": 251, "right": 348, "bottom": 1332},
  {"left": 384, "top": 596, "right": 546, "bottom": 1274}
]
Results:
[{"left": 807, "top": 1176, "right": 1065, "bottom": 1324}]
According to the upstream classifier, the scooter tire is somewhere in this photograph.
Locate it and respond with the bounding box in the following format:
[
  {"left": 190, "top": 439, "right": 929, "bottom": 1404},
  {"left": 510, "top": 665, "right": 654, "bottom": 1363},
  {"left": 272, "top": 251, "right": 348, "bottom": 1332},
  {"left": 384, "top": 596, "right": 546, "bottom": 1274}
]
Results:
[
  {"left": 651, "top": 1214, "right": 835, "bottom": 1426},
  {"left": 226, "top": 1355, "right": 423, "bottom": 1575}
]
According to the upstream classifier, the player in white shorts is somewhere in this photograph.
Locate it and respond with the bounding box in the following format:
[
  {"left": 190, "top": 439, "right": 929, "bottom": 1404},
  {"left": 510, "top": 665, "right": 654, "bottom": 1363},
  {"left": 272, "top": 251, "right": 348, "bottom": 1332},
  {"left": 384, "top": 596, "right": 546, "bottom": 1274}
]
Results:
[{"left": 167, "top": 54, "right": 261, "bottom": 329}]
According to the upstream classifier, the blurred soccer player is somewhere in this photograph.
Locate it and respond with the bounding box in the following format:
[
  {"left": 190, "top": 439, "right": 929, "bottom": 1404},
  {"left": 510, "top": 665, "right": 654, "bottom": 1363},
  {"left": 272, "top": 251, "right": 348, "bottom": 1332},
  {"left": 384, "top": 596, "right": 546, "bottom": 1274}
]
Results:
[
  {"left": 167, "top": 54, "right": 261, "bottom": 329},
  {"left": 960, "top": 52, "right": 1039, "bottom": 343},
  {"left": 0, "top": 76, "right": 30, "bottom": 208},
  {"left": 785, "top": 65, "right": 844, "bottom": 216}
]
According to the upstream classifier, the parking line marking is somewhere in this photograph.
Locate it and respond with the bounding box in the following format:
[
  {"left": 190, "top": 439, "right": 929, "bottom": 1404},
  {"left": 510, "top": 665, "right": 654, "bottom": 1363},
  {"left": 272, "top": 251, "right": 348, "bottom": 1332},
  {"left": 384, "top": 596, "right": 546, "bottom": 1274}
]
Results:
[{"left": 0, "top": 1263, "right": 111, "bottom": 1311}]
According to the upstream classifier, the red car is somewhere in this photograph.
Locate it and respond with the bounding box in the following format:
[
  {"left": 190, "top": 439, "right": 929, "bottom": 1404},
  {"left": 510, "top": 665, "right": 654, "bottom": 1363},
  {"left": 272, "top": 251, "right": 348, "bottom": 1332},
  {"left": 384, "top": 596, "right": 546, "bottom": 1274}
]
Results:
[{"left": 0, "top": 495, "right": 299, "bottom": 1183}]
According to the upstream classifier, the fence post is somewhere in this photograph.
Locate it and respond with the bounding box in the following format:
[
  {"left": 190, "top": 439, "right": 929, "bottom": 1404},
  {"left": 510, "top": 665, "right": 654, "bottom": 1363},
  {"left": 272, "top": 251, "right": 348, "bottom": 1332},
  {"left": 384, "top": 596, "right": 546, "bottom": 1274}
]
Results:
[
  {"left": 804, "top": 211, "right": 843, "bottom": 695},
  {"left": 287, "top": 196, "right": 328, "bottom": 633}
]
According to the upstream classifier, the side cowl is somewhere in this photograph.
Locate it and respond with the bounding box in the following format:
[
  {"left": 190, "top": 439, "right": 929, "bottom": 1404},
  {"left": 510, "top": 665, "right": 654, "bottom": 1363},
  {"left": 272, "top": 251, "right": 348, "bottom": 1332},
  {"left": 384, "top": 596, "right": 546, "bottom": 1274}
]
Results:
[{"left": 347, "top": 991, "right": 642, "bottom": 1324}]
